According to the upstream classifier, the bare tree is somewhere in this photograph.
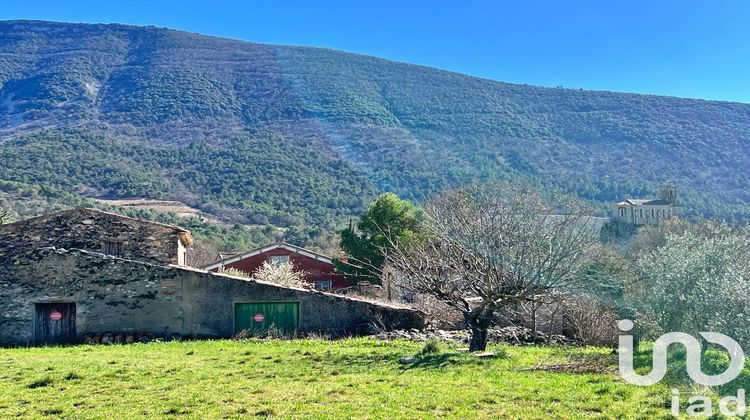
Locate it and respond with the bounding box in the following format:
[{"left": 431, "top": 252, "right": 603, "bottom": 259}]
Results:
[
  {"left": 385, "top": 183, "right": 600, "bottom": 351},
  {"left": 517, "top": 290, "right": 567, "bottom": 336},
  {"left": 218, "top": 261, "right": 312, "bottom": 289},
  {"left": 250, "top": 261, "right": 311, "bottom": 289},
  {"left": 562, "top": 294, "right": 619, "bottom": 346}
]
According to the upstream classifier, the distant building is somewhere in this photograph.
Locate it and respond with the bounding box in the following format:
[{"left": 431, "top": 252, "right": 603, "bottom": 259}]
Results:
[
  {"left": 611, "top": 184, "right": 678, "bottom": 226},
  {"left": 203, "top": 242, "right": 352, "bottom": 291}
]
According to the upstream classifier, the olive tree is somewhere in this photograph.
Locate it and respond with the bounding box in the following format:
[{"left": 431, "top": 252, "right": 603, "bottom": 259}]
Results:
[
  {"left": 634, "top": 222, "right": 750, "bottom": 345},
  {"left": 385, "top": 183, "right": 601, "bottom": 351}
]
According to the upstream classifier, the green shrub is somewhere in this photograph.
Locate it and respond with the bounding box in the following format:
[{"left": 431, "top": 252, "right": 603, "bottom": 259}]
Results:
[{"left": 420, "top": 339, "right": 442, "bottom": 355}]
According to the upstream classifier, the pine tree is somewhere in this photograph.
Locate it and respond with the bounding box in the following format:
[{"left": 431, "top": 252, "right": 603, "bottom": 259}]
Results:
[{"left": 335, "top": 193, "right": 421, "bottom": 284}]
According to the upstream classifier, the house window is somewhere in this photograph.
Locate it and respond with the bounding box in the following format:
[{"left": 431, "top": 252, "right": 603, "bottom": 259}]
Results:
[
  {"left": 104, "top": 240, "right": 123, "bottom": 257},
  {"left": 268, "top": 255, "right": 290, "bottom": 266},
  {"left": 651, "top": 209, "right": 655, "bottom": 218},
  {"left": 619, "top": 208, "right": 625, "bottom": 218},
  {"left": 639, "top": 209, "right": 643, "bottom": 218},
  {"left": 314, "top": 280, "right": 332, "bottom": 291}
]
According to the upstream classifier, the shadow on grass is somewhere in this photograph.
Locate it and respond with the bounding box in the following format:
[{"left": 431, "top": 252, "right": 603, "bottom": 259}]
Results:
[
  {"left": 301, "top": 349, "right": 486, "bottom": 372},
  {"left": 402, "top": 353, "right": 459, "bottom": 370},
  {"left": 317, "top": 351, "right": 404, "bottom": 369},
  {"left": 400, "top": 352, "right": 489, "bottom": 371}
]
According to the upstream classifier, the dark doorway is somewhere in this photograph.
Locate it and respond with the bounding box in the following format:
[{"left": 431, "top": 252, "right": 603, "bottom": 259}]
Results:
[{"left": 34, "top": 303, "right": 76, "bottom": 345}]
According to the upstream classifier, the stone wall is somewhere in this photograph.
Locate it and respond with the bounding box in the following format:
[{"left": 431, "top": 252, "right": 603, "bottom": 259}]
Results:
[
  {"left": 0, "top": 208, "right": 192, "bottom": 266},
  {"left": 0, "top": 248, "right": 423, "bottom": 346}
]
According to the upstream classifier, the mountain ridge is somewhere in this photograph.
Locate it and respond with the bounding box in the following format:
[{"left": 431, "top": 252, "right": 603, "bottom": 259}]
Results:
[
  {"left": 0, "top": 20, "right": 748, "bottom": 247},
  {"left": 5, "top": 19, "right": 745, "bottom": 105}
]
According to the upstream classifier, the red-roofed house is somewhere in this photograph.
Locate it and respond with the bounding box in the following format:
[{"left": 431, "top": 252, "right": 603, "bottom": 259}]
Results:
[{"left": 202, "top": 242, "right": 351, "bottom": 291}]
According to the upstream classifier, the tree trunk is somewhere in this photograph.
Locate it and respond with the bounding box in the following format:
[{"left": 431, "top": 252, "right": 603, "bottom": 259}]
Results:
[
  {"left": 468, "top": 309, "right": 493, "bottom": 352},
  {"left": 469, "top": 325, "right": 489, "bottom": 351}
]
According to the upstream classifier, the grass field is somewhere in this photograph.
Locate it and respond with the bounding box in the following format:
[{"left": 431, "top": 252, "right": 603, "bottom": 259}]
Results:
[{"left": 0, "top": 338, "right": 677, "bottom": 418}]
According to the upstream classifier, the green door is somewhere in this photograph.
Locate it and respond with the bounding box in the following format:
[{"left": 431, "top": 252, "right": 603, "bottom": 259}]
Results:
[{"left": 235, "top": 302, "right": 299, "bottom": 335}]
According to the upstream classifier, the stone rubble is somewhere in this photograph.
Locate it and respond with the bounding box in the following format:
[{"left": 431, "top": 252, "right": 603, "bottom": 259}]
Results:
[
  {"left": 82, "top": 332, "right": 181, "bottom": 344},
  {"left": 80, "top": 326, "right": 579, "bottom": 346},
  {"left": 372, "top": 326, "right": 581, "bottom": 346}
]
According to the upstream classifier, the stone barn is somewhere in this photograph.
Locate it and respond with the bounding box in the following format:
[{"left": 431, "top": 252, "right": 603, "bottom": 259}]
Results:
[{"left": 0, "top": 209, "right": 423, "bottom": 346}]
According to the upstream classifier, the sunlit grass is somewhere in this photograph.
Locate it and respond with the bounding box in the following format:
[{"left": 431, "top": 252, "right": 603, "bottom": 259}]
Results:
[
  {"left": 0, "top": 338, "right": 673, "bottom": 418},
  {"left": 633, "top": 342, "right": 750, "bottom": 400}
]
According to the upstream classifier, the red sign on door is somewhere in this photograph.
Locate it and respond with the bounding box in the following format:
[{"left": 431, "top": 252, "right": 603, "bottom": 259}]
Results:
[
  {"left": 49, "top": 310, "right": 63, "bottom": 321},
  {"left": 253, "top": 313, "right": 265, "bottom": 323}
]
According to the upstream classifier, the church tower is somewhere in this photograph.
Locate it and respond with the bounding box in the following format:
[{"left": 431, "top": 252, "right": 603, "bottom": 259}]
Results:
[{"left": 659, "top": 184, "right": 678, "bottom": 206}]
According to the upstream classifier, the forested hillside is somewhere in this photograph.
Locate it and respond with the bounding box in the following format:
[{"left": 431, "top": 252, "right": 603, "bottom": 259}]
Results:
[{"left": 1, "top": 20, "right": 748, "bottom": 248}]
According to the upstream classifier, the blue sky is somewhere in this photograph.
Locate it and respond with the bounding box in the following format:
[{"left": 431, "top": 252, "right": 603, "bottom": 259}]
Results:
[{"left": 2, "top": 0, "right": 749, "bottom": 103}]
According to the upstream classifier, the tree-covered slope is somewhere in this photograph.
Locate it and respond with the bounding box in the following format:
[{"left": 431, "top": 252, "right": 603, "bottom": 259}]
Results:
[{"left": 0, "top": 20, "right": 748, "bottom": 237}]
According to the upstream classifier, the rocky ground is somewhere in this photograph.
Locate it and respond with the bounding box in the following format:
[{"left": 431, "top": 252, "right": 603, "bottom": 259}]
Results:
[
  {"left": 373, "top": 326, "right": 581, "bottom": 346},
  {"left": 81, "top": 326, "right": 580, "bottom": 346}
]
